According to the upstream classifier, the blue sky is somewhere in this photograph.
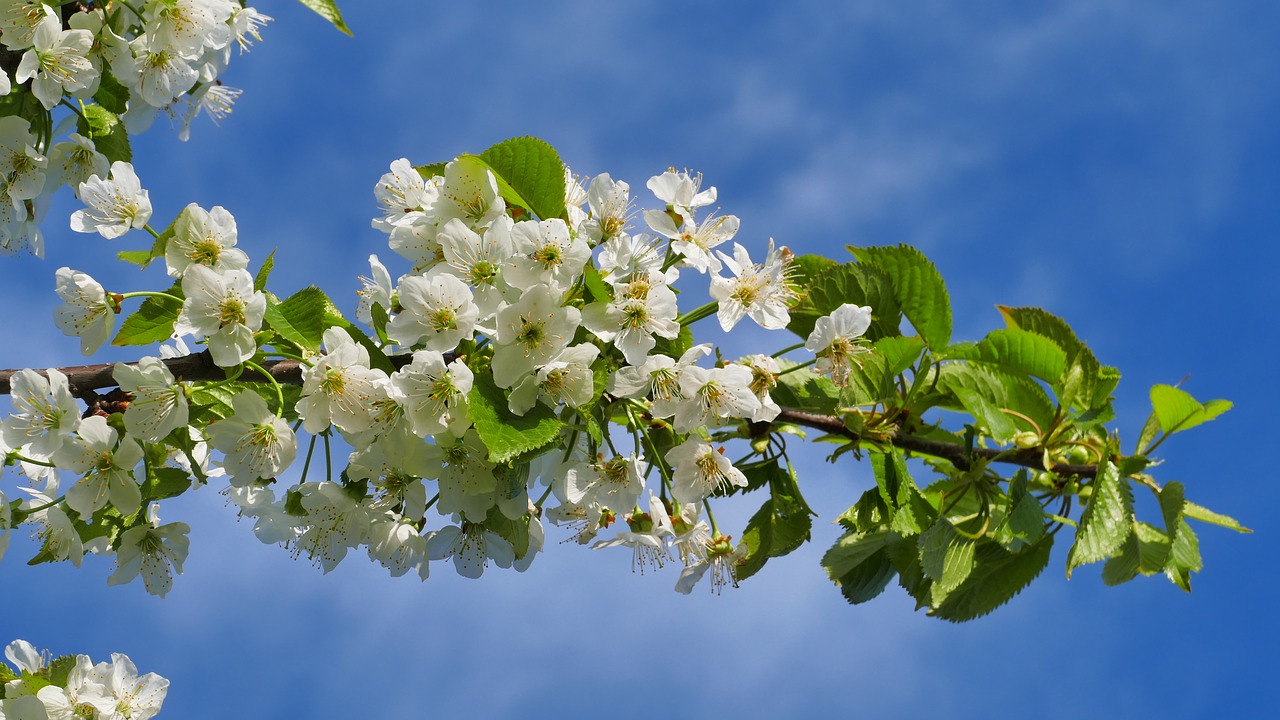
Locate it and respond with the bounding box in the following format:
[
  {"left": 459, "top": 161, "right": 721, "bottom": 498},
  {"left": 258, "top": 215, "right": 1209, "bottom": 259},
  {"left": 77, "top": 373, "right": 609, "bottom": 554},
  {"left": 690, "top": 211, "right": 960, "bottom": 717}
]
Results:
[{"left": 2, "top": 1, "right": 1277, "bottom": 717}]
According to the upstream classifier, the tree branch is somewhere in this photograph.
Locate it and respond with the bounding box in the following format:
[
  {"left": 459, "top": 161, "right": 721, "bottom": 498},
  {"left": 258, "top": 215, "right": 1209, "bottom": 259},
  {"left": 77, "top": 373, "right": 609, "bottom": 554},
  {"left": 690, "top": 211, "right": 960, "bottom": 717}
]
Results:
[{"left": 774, "top": 407, "right": 1100, "bottom": 478}]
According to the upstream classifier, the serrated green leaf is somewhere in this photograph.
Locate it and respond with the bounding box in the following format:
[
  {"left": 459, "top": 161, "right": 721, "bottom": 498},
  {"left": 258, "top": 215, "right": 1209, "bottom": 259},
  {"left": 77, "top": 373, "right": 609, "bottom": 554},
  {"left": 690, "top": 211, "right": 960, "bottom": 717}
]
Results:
[
  {"left": 823, "top": 529, "right": 898, "bottom": 580},
  {"left": 189, "top": 382, "right": 302, "bottom": 423},
  {"left": 771, "top": 359, "right": 842, "bottom": 415},
  {"left": 144, "top": 467, "right": 192, "bottom": 502},
  {"left": 930, "top": 537, "right": 1054, "bottom": 622},
  {"left": 996, "top": 490, "right": 1046, "bottom": 552},
  {"left": 483, "top": 505, "right": 531, "bottom": 559},
  {"left": 1066, "top": 460, "right": 1134, "bottom": 576},
  {"left": 76, "top": 104, "right": 130, "bottom": 164},
  {"left": 112, "top": 282, "right": 183, "bottom": 346},
  {"left": 93, "top": 71, "right": 130, "bottom": 114},
  {"left": 476, "top": 136, "right": 567, "bottom": 221},
  {"left": 870, "top": 451, "right": 934, "bottom": 536},
  {"left": 837, "top": 548, "right": 897, "bottom": 605},
  {"left": 951, "top": 385, "right": 1019, "bottom": 443},
  {"left": 1149, "top": 384, "right": 1232, "bottom": 436},
  {"left": 997, "top": 305, "right": 1116, "bottom": 410},
  {"left": 45, "top": 655, "right": 75, "bottom": 687},
  {"left": 918, "top": 519, "right": 976, "bottom": 597},
  {"left": 296, "top": 0, "right": 352, "bottom": 35},
  {"left": 414, "top": 162, "right": 446, "bottom": 179},
  {"left": 951, "top": 327, "right": 1067, "bottom": 384},
  {"left": 264, "top": 286, "right": 330, "bottom": 352},
  {"left": 117, "top": 249, "right": 151, "bottom": 266},
  {"left": 468, "top": 373, "right": 563, "bottom": 464},
  {"left": 786, "top": 261, "right": 901, "bottom": 342},
  {"left": 852, "top": 244, "right": 951, "bottom": 351},
  {"left": 936, "top": 363, "right": 1055, "bottom": 433}
]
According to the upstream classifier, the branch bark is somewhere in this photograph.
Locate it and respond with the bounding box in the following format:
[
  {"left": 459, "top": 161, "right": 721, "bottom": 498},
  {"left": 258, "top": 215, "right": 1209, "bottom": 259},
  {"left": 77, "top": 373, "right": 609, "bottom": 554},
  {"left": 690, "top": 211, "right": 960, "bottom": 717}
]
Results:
[{"left": 0, "top": 355, "right": 1099, "bottom": 478}]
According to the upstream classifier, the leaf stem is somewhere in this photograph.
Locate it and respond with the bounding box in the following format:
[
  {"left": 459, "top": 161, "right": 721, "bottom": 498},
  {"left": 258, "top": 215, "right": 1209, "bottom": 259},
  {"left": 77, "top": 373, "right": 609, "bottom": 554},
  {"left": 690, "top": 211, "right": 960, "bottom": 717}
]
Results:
[{"left": 242, "top": 360, "right": 285, "bottom": 417}]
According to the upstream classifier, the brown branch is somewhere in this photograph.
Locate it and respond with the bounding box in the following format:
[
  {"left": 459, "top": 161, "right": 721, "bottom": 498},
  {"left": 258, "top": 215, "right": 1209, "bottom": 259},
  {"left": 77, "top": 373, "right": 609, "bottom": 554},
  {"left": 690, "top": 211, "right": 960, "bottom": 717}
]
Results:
[{"left": 774, "top": 407, "right": 1100, "bottom": 478}]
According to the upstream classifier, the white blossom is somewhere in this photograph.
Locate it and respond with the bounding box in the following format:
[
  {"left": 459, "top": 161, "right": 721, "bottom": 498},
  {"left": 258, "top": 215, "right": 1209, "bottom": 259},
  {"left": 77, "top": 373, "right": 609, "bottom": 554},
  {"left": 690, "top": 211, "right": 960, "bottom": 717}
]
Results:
[
  {"left": 70, "top": 161, "right": 152, "bottom": 239},
  {"left": 373, "top": 157, "right": 432, "bottom": 232},
  {"left": 506, "top": 218, "right": 590, "bottom": 292},
  {"left": 581, "top": 270, "right": 680, "bottom": 366},
  {"left": 295, "top": 328, "right": 386, "bottom": 435},
  {"left": 426, "top": 522, "right": 515, "bottom": 579},
  {"left": 1, "top": 368, "right": 80, "bottom": 458},
  {"left": 507, "top": 343, "right": 599, "bottom": 416},
  {"left": 114, "top": 357, "right": 189, "bottom": 442},
  {"left": 108, "top": 521, "right": 190, "bottom": 598},
  {"left": 580, "top": 173, "right": 633, "bottom": 244},
  {"left": 15, "top": 16, "right": 96, "bottom": 110},
  {"left": 389, "top": 350, "right": 473, "bottom": 438},
  {"left": 647, "top": 168, "right": 717, "bottom": 223},
  {"left": 355, "top": 254, "right": 393, "bottom": 324},
  {"left": 165, "top": 203, "right": 248, "bottom": 278},
  {"left": 672, "top": 364, "right": 761, "bottom": 434},
  {"left": 206, "top": 391, "right": 297, "bottom": 485},
  {"left": 665, "top": 437, "right": 748, "bottom": 505},
  {"left": 592, "top": 493, "right": 674, "bottom": 573},
  {"left": 805, "top": 303, "right": 873, "bottom": 387},
  {"left": 53, "top": 267, "right": 115, "bottom": 355},
  {"left": 292, "top": 481, "right": 373, "bottom": 572},
  {"left": 173, "top": 265, "right": 266, "bottom": 367},
  {"left": 54, "top": 416, "right": 144, "bottom": 517},
  {"left": 386, "top": 272, "right": 478, "bottom": 352},
  {"left": 491, "top": 284, "right": 581, "bottom": 388},
  {"left": 708, "top": 240, "right": 795, "bottom": 331},
  {"left": 432, "top": 159, "right": 505, "bottom": 230}
]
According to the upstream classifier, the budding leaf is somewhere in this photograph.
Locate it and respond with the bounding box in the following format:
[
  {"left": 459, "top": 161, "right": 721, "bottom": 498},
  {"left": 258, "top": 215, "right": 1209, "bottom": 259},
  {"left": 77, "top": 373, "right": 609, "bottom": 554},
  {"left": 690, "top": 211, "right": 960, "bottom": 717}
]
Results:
[
  {"left": 1149, "top": 384, "right": 1232, "bottom": 436},
  {"left": 1066, "top": 460, "right": 1134, "bottom": 577},
  {"left": 296, "top": 0, "right": 353, "bottom": 35},
  {"left": 851, "top": 244, "right": 952, "bottom": 351}
]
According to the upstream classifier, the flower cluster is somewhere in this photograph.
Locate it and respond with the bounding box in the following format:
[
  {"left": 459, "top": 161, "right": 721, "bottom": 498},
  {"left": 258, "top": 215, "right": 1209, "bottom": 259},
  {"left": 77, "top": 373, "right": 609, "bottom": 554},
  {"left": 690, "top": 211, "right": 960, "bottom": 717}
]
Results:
[
  {"left": 1, "top": 639, "right": 168, "bottom": 719},
  {"left": 2, "top": 149, "right": 873, "bottom": 598},
  {"left": 0, "top": 0, "right": 269, "bottom": 257}
]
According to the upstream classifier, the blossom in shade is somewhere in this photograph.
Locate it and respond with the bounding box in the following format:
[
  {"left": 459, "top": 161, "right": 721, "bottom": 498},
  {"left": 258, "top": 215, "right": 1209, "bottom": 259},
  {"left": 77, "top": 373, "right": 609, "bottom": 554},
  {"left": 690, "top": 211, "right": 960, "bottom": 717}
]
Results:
[
  {"left": 113, "top": 357, "right": 189, "bottom": 442},
  {"left": 427, "top": 522, "right": 516, "bottom": 579},
  {"left": 108, "top": 520, "right": 190, "bottom": 598},
  {"left": 54, "top": 416, "right": 144, "bottom": 517}
]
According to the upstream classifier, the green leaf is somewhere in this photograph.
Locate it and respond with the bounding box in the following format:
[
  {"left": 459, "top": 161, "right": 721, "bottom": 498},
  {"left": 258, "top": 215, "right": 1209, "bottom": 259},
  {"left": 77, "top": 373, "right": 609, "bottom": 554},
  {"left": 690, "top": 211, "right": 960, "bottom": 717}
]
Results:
[
  {"left": 930, "top": 537, "right": 1054, "bottom": 622},
  {"left": 951, "top": 385, "right": 1019, "bottom": 443},
  {"left": 1066, "top": 460, "right": 1134, "bottom": 577},
  {"left": 1183, "top": 501, "right": 1251, "bottom": 533},
  {"left": 189, "top": 382, "right": 303, "bottom": 424},
  {"left": 735, "top": 500, "right": 774, "bottom": 581},
  {"left": 112, "top": 282, "right": 183, "bottom": 346},
  {"left": 468, "top": 373, "right": 564, "bottom": 464},
  {"left": 1149, "top": 384, "right": 1232, "bottom": 436},
  {"left": 771, "top": 359, "right": 842, "bottom": 415},
  {"left": 93, "top": 71, "right": 130, "bottom": 115},
  {"left": 45, "top": 655, "right": 75, "bottom": 687},
  {"left": 143, "top": 467, "right": 192, "bottom": 502},
  {"left": 851, "top": 244, "right": 951, "bottom": 351},
  {"left": 870, "top": 451, "right": 934, "bottom": 536},
  {"left": 918, "top": 519, "right": 976, "bottom": 599},
  {"left": 296, "top": 0, "right": 353, "bottom": 35},
  {"left": 414, "top": 162, "right": 447, "bottom": 179},
  {"left": 76, "top": 104, "right": 131, "bottom": 164},
  {"left": 254, "top": 249, "right": 276, "bottom": 292},
  {"left": 997, "top": 305, "right": 1117, "bottom": 410},
  {"left": 823, "top": 529, "right": 898, "bottom": 580},
  {"left": 476, "top": 136, "right": 567, "bottom": 221},
  {"left": 786, "top": 261, "right": 901, "bottom": 341},
  {"left": 995, "top": 485, "right": 1046, "bottom": 552},
  {"left": 264, "top": 286, "right": 330, "bottom": 352},
  {"left": 483, "top": 505, "right": 531, "bottom": 560},
  {"left": 935, "top": 363, "right": 1055, "bottom": 434},
  {"left": 951, "top": 327, "right": 1067, "bottom": 384},
  {"left": 837, "top": 548, "right": 897, "bottom": 605},
  {"left": 1158, "top": 481, "right": 1203, "bottom": 591}
]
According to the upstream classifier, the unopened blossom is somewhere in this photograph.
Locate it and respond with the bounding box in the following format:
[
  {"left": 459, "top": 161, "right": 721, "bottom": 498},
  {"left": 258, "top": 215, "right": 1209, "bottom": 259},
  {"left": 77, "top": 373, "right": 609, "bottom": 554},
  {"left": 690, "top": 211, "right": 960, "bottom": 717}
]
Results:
[
  {"left": 666, "top": 437, "right": 748, "bottom": 504},
  {"left": 53, "top": 266, "right": 115, "bottom": 355},
  {"left": 562, "top": 453, "right": 646, "bottom": 513},
  {"left": 295, "top": 327, "right": 386, "bottom": 435},
  {"left": 433, "top": 216, "right": 514, "bottom": 321},
  {"left": 206, "top": 391, "right": 297, "bottom": 486},
  {"left": 592, "top": 493, "right": 674, "bottom": 573},
  {"left": 508, "top": 343, "right": 599, "bottom": 416},
  {"left": 293, "top": 481, "right": 373, "bottom": 573},
  {"left": 645, "top": 209, "right": 739, "bottom": 274},
  {"left": 427, "top": 522, "right": 515, "bottom": 579},
  {"left": 165, "top": 203, "right": 249, "bottom": 277},
  {"left": 108, "top": 520, "right": 190, "bottom": 598},
  {"left": 491, "top": 283, "right": 581, "bottom": 388},
  {"left": 386, "top": 272, "right": 478, "bottom": 352},
  {"left": 581, "top": 173, "right": 633, "bottom": 244},
  {"left": 581, "top": 270, "right": 680, "bottom": 366},
  {"left": 46, "top": 134, "right": 108, "bottom": 197},
  {"left": 373, "top": 157, "right": 432, "bottom": 232},
  {"left": 355, "top": 254, "right": 393, "bottom": 324},
  {"left": 805, "top": 303, "right": 873, "bottom": 387},
  {"left": 390, "top": 350, "right": 474, "bottom": 438},
  {"left": 647, "top": 168, "right": 717, "bottom": 223},
  {"left": 0, "top": 116, "right": 48, "bottom": 202},
  {"left": 54, "top": 416, "right": 144, "bottom": 516},
  {"left": 709, "top": 240, "right": 795, "bottom": 331},
  {"left": 114, "top": 357, "right": 189, "bottom": 442},
  {"left": 173, "top": 265, "right": 266, "bottom": 367},
  {"left": 1, "top": 368, "right": 79, "bottom": 458},
  {"left": 15, "top": 15, "right": 96, "bottom": 110},
  {"left": 432, "top": 159, "right": 505, "bottom": 230},
  {"left": 506, "top": 218, "right": 590, "bottom": 291},
  {"left": 70, "top": 161, "right": 152, "bottom": 239},
  {"left": 672, "top": 364, "right": 761, "bottom": 434}
]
